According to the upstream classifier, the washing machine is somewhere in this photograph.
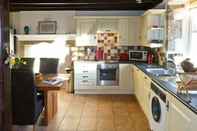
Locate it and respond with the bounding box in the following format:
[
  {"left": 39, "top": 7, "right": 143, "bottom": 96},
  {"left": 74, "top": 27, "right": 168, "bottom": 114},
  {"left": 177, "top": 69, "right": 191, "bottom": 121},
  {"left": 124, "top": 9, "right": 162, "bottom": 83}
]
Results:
[{"left": 149, "top": 82, "right": 167, "bottom": 131}]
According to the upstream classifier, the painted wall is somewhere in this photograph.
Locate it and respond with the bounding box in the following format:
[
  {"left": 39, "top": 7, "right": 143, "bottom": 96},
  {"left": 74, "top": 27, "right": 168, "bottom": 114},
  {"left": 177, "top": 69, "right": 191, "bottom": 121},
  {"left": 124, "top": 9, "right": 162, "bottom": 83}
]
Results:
[
  {"left": 10, "top": 11, "right": 76, "bottom": 34},
  {"left": 10, "top": 10, "right": 144, "bottom": 34}
]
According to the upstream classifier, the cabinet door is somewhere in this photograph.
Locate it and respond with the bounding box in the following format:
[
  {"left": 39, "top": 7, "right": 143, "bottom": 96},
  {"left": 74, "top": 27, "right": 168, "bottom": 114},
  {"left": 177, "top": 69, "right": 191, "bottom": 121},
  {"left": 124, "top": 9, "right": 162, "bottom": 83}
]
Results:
[
  {"left": 118, "top": 19, "right": 129, "bottom": 45},
  {"left": 167, "top": 96, "right": 192, "bottom": 131},
  {"left": 128, "top": 17, "right": 141, "bottom": 44},
  {"left": 143, "top": 75, "right": 151, "bottom": 118},
  {"left": 77, "top": 19, "right": 96, "bottom": 35},
  {"left": 76, "top": 19, "right": 97, "bottom": 46},
  {"left": 97, "top": 19, "right": 118, "bottom": 33},
  {"left": 119, "top": 64, "right": 133, "bottom": 92}
]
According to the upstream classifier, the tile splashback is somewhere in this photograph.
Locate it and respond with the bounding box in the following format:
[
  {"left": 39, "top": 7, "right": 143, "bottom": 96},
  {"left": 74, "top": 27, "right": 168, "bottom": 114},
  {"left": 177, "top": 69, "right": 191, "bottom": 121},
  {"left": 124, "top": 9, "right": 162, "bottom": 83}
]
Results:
[{"left": 71, "top": 46, "right": 150, "bottom": 61}]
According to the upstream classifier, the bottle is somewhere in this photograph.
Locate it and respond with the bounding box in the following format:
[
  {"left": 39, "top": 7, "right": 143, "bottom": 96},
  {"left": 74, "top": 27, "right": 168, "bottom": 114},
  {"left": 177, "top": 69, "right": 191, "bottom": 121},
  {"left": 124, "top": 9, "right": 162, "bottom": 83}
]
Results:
[{"left": 148, "top": 52, "right": 153, "bottom": 64}]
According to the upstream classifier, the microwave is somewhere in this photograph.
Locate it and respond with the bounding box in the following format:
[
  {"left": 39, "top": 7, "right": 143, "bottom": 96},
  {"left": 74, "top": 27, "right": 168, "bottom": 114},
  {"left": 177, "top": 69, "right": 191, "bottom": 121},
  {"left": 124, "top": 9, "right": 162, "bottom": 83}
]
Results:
[{"left": 129, "top": 50, "right": 148, "bottom": 61}]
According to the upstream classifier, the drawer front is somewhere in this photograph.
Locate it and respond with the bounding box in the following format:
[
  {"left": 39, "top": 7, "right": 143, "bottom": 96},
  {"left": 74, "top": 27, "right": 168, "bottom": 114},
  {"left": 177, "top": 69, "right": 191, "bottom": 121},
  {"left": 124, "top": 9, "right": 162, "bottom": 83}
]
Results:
[
  {"left": 75, "top": 69, "right": 96, "bottom": 74},
  {"left": 76, "top": 79, "right": 97, "bottom": 89},
  {"left": 75, "top": 74, "right": 96, "bottom": 80},
  {"left": 74, "top": 63, "right": 97, "bottom": 74}
]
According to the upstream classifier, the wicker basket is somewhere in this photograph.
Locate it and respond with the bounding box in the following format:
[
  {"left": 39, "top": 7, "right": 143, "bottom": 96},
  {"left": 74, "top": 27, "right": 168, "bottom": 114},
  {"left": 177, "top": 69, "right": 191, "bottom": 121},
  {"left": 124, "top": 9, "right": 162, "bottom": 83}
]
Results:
[{"left": 177, "top": 73, "right": 197, "bottom": 101}]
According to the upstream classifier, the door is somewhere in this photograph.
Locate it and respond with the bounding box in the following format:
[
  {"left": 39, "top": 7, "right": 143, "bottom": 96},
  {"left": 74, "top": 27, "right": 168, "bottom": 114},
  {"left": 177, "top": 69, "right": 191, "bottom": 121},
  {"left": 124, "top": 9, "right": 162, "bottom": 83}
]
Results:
[
  {"left": 76, "top": 19, "right": 97, "bottom": 46},
  {"left": 0, "top": 0, "right": 12, "bottom": 130},
  {"left": 119, "top": 64, "right": 133, "bottom": 91},
  {"left": 97, "top": 19, "right": 118, "bottom": 33},
  {"left": 118, "top": 19, "right": 129, "bottom": 45}
]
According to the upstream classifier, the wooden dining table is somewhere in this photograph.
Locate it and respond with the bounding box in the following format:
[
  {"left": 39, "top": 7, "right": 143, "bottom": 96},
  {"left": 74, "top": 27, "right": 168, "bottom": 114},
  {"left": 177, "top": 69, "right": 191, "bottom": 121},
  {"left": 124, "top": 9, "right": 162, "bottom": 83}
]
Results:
[{"left": 35, "top": 74, "right": 69, "bottom": 125}]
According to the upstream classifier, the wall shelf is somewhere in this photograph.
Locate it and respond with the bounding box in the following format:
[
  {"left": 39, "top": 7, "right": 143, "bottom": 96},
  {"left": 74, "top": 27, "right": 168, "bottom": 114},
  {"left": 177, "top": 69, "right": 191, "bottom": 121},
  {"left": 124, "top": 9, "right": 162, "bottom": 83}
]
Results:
[{"left": 15, "top": 34, "right": 76, "bottom": 41}]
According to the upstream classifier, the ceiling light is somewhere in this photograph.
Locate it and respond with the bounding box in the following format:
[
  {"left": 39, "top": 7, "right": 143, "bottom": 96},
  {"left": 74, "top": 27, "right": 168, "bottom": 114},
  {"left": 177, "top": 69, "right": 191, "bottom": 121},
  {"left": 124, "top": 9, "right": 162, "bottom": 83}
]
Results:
[{"left": 136, "top": 0, "right": 142, "bottom": 4}]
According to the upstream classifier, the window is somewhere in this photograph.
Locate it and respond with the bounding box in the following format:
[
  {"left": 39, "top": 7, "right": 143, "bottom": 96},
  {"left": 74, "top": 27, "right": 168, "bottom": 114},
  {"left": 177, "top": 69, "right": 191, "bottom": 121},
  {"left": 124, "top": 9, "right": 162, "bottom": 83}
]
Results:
[{"left": 189, "top": 8, "right": 197, "bottom": 65}]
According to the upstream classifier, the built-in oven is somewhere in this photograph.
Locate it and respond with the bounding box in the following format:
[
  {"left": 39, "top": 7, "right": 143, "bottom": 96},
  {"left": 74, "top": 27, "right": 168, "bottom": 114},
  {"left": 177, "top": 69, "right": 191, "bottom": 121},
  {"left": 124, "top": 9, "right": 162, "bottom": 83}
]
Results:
[
  {"left": 129, "top": 50, "right": 148, "bottom": 62},
  {"left": 97, "top": 64, "right": 119, "bottom": 86}
]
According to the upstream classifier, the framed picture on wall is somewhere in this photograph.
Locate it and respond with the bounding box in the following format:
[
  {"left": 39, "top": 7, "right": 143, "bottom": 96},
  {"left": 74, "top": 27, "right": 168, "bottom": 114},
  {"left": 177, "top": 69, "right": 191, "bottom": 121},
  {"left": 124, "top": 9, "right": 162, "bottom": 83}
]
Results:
[{"left": 38, "top": 21, "right": 57, "bottom": 34}]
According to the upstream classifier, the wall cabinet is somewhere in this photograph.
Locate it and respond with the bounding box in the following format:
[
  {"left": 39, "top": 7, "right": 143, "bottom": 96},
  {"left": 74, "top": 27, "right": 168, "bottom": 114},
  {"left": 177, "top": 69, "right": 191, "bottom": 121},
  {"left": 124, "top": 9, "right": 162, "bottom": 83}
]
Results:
[
  {"left": 97, "top": 19, "right": 118, "bottom": 33},
  {"left": 140, "top": 9, "right": 166, "bottom": 47},
  {"left": 75, "top": 16, "right": 141, "bottom": 46},
  {"left": 119, "top": 64, "right": 133, "bottom": 93},
  {"left": 76, "top": 19, "right": 97, "bottom": 46}
]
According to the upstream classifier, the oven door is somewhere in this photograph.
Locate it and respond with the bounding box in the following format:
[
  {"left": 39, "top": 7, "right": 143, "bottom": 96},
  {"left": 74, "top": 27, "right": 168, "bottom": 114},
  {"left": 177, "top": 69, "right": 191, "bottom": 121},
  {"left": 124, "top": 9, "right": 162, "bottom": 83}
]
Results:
[{"left": 97, "top": 64, "right": 119, "bottom": 86}]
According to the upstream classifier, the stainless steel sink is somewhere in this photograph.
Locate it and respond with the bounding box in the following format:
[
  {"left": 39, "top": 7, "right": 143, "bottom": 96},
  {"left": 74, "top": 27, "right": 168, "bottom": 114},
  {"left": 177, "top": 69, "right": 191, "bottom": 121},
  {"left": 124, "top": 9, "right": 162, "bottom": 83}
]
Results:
[{"left": 146, "top": 68, "right": 174, "bottom": 76}]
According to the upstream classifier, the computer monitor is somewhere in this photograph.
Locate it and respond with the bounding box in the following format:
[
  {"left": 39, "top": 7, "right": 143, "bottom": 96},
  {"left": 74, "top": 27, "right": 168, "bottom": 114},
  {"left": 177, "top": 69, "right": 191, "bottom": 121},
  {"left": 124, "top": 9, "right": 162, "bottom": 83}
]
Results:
[{"left": 39, "top": 58, "right": 59, "bottom": 74}]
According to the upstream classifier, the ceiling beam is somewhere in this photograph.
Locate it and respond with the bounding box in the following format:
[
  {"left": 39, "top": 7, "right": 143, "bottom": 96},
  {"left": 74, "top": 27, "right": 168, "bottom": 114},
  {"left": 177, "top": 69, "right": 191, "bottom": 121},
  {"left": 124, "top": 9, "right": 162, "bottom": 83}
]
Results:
[{"left": 10, "top": 0, "right": 163, "bottom": 11}]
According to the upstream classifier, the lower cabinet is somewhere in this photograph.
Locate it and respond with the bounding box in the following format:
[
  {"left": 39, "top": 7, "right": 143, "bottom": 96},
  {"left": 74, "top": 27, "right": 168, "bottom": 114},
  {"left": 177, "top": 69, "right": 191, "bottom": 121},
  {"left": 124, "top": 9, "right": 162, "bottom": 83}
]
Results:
[
  {"left": 119, "top": 64, "right": 133, "bottom": 93},
  {"left": 166, "top": 94, "right": 197, "bottom": 131},
  {"left": 134, "top": 66, "right": 197, "bottom": 131},
  {"left": 133, "top": 66, "right": 151, "bottom": 118}
]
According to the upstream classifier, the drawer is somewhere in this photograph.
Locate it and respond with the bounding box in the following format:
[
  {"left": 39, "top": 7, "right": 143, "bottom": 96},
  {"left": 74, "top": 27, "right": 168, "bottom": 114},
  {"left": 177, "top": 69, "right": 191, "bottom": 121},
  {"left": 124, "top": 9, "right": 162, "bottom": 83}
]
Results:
[
  {"left": 78, "top": 79, "right": 96, "bottom": 86},
  {"left": 75, "top": 74, "right": 96, "bottom": 80},
  {"left": 75, "top": 69, "right": 95, "bottom": 74}
]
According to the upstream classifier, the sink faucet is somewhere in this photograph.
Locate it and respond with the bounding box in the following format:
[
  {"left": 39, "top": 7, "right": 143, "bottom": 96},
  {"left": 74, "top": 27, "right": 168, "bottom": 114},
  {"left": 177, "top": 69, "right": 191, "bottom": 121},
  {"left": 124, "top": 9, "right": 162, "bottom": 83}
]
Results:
[{"left": 166, "top": 59, "right": 177, "bottom": 75}]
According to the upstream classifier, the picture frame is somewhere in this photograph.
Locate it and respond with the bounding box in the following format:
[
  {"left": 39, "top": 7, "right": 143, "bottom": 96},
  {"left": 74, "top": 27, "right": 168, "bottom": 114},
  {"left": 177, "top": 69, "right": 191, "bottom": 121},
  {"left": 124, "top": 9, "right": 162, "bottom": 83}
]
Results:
[{"left": 38, "top": 21, "right": 57, "bottom": 34}]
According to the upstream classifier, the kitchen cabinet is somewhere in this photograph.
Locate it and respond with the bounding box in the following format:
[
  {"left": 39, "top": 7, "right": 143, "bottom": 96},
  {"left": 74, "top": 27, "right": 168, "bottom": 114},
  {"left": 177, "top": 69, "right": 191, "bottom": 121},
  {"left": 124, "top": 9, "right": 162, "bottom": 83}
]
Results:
[
  {"left": 75, "top": 16, "right": 141, "bottom": 46},
  {"left": 166, "top": 93, "right": 197, "bottom": 131},
  {"left": 74, "top": 61, "right": 97, "bottom": 89},
  {"left": 140, "top": 9, "right": 166, "bottom": 47},
  {"left": 118, "top": 17, "right": 141, "bottom": 45},
  {"left": 97, "top": 19, "right": 118, "bottom": 33},
  {"left": 133, "top": 66, "right": 141, "bottom": 100},
  {"left": 118, "top": 19, "right": 129, "bottom": 45},
  {"left": 142, "top": 73, "right": 151, "bottom": 118},
  {"left": 119, "top": 64, "right": 133, "bottom": 93},
  {"left": 133, "top": 66, "right": 151, "bottom": 118},
  {"left": 76, "top": 18, "right": 97, "bottom": 46},
  {"left": 128, "top": 17, "right": 141, "bottom": 45}
]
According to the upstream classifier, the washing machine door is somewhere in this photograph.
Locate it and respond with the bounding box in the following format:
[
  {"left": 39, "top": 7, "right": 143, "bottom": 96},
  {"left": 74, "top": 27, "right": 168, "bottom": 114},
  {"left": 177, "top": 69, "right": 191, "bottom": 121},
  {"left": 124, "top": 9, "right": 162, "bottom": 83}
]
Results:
[{"left": 151, "top": 96, "right": 161, "bottom": 122}]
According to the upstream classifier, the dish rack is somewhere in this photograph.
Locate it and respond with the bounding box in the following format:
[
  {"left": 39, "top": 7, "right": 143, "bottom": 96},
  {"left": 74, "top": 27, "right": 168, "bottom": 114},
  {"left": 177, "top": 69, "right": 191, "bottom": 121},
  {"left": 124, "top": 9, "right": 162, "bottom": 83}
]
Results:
[{"left": 177, "top": 73, "right": 197, "bottom": 101}]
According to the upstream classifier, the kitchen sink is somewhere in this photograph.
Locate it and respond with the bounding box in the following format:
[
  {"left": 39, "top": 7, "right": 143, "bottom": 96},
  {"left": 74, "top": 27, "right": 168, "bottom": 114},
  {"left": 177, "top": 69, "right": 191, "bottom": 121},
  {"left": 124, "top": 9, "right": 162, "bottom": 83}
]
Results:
[{"left": 146, "top": 68, "right": 174, "bottom": 76}]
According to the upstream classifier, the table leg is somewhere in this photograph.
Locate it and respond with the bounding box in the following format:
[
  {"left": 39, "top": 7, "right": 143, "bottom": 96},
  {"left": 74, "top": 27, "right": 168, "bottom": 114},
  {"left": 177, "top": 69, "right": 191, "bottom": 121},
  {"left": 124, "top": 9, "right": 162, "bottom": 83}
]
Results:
[{"left": 43, "top": 91, "right": 58, "bottom": 125}]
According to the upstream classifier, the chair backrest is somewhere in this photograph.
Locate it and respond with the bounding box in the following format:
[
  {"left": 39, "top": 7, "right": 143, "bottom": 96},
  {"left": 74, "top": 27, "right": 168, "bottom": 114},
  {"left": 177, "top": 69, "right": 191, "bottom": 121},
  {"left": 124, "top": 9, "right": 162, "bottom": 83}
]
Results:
[
  {"left": 19, "top": 57, "right": 35, "bottom": 71},
  {"left": 39, "top": 58, "right": 59, "bottom": 74},
  {"left": 11, "top": 69, "right": 37, "bottom": 125}
]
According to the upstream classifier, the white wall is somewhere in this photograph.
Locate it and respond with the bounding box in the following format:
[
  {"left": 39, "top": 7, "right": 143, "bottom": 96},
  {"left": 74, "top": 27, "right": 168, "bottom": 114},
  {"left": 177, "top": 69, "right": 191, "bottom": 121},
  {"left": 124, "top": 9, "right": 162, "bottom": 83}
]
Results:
[
  {"left": 10, "top": 11, "right": 144, "bottom": 34},
  {"left": 10, "top": 11, "right": 76, "bottom": 34}
]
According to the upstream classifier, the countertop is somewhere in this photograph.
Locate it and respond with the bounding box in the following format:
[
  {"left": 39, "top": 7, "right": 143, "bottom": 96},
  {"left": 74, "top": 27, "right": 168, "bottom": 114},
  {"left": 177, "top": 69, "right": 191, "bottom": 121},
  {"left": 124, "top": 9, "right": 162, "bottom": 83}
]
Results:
[{"left": 135, "top": 63, "right": 197, "bottom": 114}]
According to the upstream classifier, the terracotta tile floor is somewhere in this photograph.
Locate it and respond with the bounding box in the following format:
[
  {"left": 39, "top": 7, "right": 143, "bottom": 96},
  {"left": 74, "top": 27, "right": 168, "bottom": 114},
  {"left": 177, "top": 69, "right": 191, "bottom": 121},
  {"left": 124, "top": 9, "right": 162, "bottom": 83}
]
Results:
[{"left": 13, "top": 91, "right": 150, "bottom": 131}]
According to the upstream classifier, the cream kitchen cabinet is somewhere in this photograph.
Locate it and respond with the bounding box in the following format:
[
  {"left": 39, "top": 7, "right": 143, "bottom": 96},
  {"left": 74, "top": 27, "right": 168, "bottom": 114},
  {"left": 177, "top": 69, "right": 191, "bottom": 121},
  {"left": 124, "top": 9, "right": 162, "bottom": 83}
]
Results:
[
  {"left": 76, "top": 19, "right": 97, "bottom": 46},
  {"left": 74, "top": 61, "right": 97, "bottom": 89},
  {"left": 133, "top": 66, "right": 145, "bottom": 104},
  {"left": 166, "top": 93, "right": 197, "bottom": 131},
  {"left": 96, "top": 19, "right": 118, "bottom": 33},
  {"left": 119, "top": 64, "right": 133, "bottom": 93},
  {"left": 140, "top": 9, "right": 166, "bottom": 47},
  {"left": 118, "top": 19, "right": 129, "bottom": 45},
  {"left": 118, "top": 17, "right": 141, "bottom": 46},
  {"left": 142, "top": 73, "right": 151, "bottom": 118},
  {"left": 133, "top": 66, "right": 151, "bottom": 118},
  {"left": 128, "top": 17, "right": 141, "bottom": 45}
]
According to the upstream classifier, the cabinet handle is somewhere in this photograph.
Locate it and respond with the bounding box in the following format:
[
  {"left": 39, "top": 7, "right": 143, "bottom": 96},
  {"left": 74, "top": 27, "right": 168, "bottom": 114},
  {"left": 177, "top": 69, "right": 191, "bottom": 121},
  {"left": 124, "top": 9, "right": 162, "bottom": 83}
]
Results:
[
  {"left": 166, "top": 101, "right": 169, "bottom": 112},
  {"left": 82, "top": 76, "right": 88, "bottom": 78},
  {"left": 82, "top": 80, "right": 88, "bottom": 83},
  {"left": 83, "top": 71, "right": 88, "bottom": 73}
]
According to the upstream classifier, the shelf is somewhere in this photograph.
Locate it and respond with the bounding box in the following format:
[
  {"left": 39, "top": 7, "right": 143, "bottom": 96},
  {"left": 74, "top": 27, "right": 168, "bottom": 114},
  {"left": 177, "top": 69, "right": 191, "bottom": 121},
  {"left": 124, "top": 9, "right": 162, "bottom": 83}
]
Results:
[{"left": 15, "top": 34, "right": 76, "bottom": 41}]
